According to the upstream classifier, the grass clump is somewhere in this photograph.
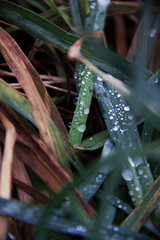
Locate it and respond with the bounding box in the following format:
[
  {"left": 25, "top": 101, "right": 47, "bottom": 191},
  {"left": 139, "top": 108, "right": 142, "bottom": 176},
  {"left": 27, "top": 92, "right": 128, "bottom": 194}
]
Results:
[{"left": 0, "top": 0, "right": 160, "bottom": 239}]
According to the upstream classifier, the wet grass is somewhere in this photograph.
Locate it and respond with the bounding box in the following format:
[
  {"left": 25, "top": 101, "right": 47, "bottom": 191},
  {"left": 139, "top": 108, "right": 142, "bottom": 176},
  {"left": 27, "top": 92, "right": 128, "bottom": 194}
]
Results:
[{"left": 0, "top": 0, "right": 160, "bottom": 239}]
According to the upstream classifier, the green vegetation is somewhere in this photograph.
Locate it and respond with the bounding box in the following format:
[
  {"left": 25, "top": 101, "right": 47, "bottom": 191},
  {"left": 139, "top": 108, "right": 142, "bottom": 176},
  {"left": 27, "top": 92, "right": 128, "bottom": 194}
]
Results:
[{"left": 0, "top": 0, "right": 160, "bottom": 239}]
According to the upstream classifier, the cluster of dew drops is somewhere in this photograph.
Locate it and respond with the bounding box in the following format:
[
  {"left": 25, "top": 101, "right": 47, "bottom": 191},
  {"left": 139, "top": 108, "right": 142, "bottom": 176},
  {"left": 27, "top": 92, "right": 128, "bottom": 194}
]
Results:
[{"left": 68, "top": 67, "right": 92, "bottom": 133}]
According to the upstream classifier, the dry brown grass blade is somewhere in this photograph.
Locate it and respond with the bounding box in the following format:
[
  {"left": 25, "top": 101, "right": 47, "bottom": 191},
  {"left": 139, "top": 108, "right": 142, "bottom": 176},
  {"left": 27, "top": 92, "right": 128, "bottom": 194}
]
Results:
[
  {"left": 13, "top": 179, "right": 49, "bottom": 204},
  {"left": 0, "top": 101, "right": 95, "bottom": 218},
  {"left": 114, "top": 15, "right": 127, "bottom": 57},
  {"left": 108, "top": 2, "right": 144, "bottom": 15},
  {"left": 0, "top": 27, "right": 68, "bottom": 150},
  {"left": 0, "top": 113, "right": 17, "bottom": 240},
  {"left": 13, "top": 158, "right": 34, "bottom": 204}
]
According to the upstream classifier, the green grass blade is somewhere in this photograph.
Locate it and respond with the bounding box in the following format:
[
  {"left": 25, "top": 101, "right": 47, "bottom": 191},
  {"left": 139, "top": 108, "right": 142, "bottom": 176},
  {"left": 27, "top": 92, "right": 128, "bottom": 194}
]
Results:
[
  {"left": 44, "top": 0, "right": 71, "bottom": 28},
  {"left": 95, "top": 81, "right": 154, "bottom": 204},
  {"left": 121, "top": 175, "right": 160, "bottom": 232},
  {"left": 0, "top": 79, "right": 81, "bottom": 173},
  {"left": 81, "top": 130, "right": 109, "bottom": 151},
  {"left": 79, "top": 139, "right": 115, "bottom": 202},
  {"left": 0, "top": 197, "right": 154, "bottom": 240},
  {"left": 0, "top": 0, "right": 154, "bottom": 85},
  {"left": 69, "top": 0, "right": 84, "bottom": 30},
  {"left": 0, "top": 77, "right": 36, "bottom": 126},
  {"left": 69, "top": 66, "right": 96, "bottom": 145}
]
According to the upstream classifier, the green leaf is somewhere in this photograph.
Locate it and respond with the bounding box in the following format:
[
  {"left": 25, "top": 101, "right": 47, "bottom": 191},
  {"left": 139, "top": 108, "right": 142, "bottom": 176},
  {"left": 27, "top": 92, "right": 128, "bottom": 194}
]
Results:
[
  {"left": 69, "top": 66, "right": 96, "bottom": 145},
  {"left": 0, "top": 197, "right": 154, "bottom": 240},
  {"left": 81, "top": 130, "right": 109, "bottom": 151},
  {"left": 121, "top": 175, "right": 160, "bottom": 232},
  {"left": 0, "top": 0, "right": 153, "bottom": 85},
  {"left": 0, "top": 77, "right": 36, "bottom": 126}
]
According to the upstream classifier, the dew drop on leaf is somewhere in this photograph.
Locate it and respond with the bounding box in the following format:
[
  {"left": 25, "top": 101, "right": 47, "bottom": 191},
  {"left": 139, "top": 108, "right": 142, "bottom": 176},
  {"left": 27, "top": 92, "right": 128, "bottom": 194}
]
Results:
[
  {"left": 153, "top": 77, "right": 159, "bottom": 84},
  {"left": 112, "top": 125, "right": 119, "bottom": 131},
  {"left": 124, "top": 106, "right": 130, "bottom": 111},
  {"left": 138, "top": 169, "right": 144, "bottom": 175},
  {"left": 77, "top": 124, "right": 86, "bottom": 132},
  {"left": 128, "top": 115, "right": 133, "bottom": 120},
  {"left": 84, "top": 108, "right": 90, "bottom": 115},
  {"left": 121, "top": 169, "right": 133, "bottom": 181}
]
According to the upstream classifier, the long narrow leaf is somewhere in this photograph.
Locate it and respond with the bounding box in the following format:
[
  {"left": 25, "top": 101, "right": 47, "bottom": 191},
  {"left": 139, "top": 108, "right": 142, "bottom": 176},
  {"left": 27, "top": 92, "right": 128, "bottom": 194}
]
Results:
[{"left": 0, "top": 0, "right": 153, "bottom": 85}]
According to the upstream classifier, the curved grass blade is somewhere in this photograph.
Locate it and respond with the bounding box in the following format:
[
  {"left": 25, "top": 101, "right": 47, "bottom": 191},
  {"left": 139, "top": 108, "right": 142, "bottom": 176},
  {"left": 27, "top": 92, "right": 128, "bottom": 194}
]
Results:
[
  {"left": 0, "top": 78, "right": 83, "bottom": 173},
  {"left": 0, "top": 27, "right": 72, "bottom": 174},
  {"left": 0, "top": 198, "right": 154, "bottom": 240},
  {"left": 0, "top": 77, "right": 36, "bottom": 126},
  {"left": 0, "top": 0, "right": 154, "bottom": 86},
  {"left": 0, "top": 114, "right": 17, "bottom": 240},
  {"left": 68, "top": 38, "right": 160, "bottom": 132},
  {"left": 79, "top": 139, "right": 115, "bottom": 202},
  {"left": 44, "top": 0, "right": 72, "bottom": 29},
  {"left": 121, "top": 175, "right": 160, "bottom": 232},
  {"left": 81, "top": 130, "right": 109, "bottom": 151}
]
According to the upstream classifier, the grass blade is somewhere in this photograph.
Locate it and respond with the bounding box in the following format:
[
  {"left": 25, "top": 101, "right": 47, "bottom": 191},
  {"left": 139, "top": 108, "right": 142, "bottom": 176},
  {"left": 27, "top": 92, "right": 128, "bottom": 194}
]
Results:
[
  {"left": 0, "top": 114, "right": 17, "bottom": 240},
  {"left": 121, "top": 175, "right": 160, "bottom": 231},
  {"left": 0, "top": 0, "right": 154, "bottom": 85},
  {"left": 0, "top": 26, "right": 71, "bottom": 173},
  {"left": 69, "top": 65, "right": 96, "bottom": 145}
]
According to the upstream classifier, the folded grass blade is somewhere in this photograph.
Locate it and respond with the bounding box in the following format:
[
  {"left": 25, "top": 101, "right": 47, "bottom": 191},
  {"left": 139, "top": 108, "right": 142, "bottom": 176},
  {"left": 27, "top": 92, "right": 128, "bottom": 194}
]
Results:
[
  {"left": 0, "top": 113, "right": 17, "bottom": 240},
  {"left": 0, "top": 27, "right": 71, "bottom": 172}
]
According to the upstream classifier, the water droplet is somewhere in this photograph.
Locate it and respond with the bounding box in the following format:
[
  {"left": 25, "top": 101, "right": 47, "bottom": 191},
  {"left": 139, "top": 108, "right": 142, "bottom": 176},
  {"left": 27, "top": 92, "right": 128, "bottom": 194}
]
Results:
[
  {"left": 76, "top": 225, "right": 86, "bottom": 233},
  {"left": 122, "top": 169, "right": 133, "bottom": 181},
  {"left": 153, "top": 77, "right": 159, "bottom": 84},
  {"left": 84, "top": 108, "right": 90, "bottom": 115},
  {"left": 112, "top": 125, "right": 119, "bottom": 131},
  {"left": 117, "top": 93, "right": 121, "bottom": 98},
  {"left": 128, "top": 156, "right": 135, "bottom": 168},
  {"left": 73, "top": 97, "right": 78, "bottom": 105},
  {"left": 135, "top": 187, "right": 140, "bottom": 192},
  {"left": 129, "top": 190, "right": 134, "bottom": 196},
  {"left": 134, "top": 157, "right": 143, "bottom": 167},
  {"left": 77, "top": 124, "right": 86, "bottom": 132},
  {"left": 109, "top": 116, "right": 114, "bottom": 120},
  {"left": 124, "top": 106, "right": 130, "bottom": 111},
  {"left": 128, "top": 115, "right": 133, "bottom": 120},
  {"left": 82, "top": 80, "right": 85, "bottom": 84},
  {"left": 113, "top": 226, "right": 119, "bottom": 232},
  {"left": 107, "top": 224, "right": 112, "bottom": 230},
  {"left": 97, "top": 75, "right": 103, "bottom": 81},
  {"left": 138, "top": 169, "right": 144, "bottom": 175},
  {"left": 150, "top": 29, "right": 156, "bottom": 37},
  {"left": 144, "top": 174, "right": 148, "bottom": 179},
  {"left": 80, "top": 100, "right": 85, "bottom": 106}
]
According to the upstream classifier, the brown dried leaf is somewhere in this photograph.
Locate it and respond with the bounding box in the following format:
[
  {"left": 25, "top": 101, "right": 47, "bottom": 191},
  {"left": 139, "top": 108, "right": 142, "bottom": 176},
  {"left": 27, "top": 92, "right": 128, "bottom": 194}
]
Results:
[
  {"left": 0, "top": 101, "right": 95, "bottom": 218},
  {"left": 0, "top": 27, "right": 68, "bottom": 158},
  {"left": 0, "top": 112, "right": 17, "bottom": 240},
  {"left": 13, "top": 158, "right": 34, "bottom": 204}
]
